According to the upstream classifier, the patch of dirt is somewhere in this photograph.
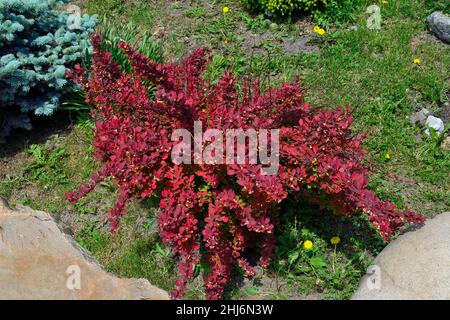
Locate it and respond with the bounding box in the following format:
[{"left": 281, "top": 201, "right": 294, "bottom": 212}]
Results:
[
  {"left": 54, "top": 194, "right": 159, "bottom": 239},
  {"left": 0, "top": 112, "right": 75, "bottom": 212},
  {"left": 0, "top": 111, "right": 74, "bottom": 160},
  {"left": 437, "top": 90, "right": 450, "bottom": 123},
  {"left": 239, "top": 275, "right": 323, "bottom": 300},
  {"left": 386, "top": 172, "right": 450, "bottom": 218},
  {"left": 150, "top": 0, "right": 318, "bottom": 60},
  {"left": 54, "top": 209, "right": 106, "bottom": 236},
  {"left": 406, "top": 89, "right": 429, "bottom": 112},
  {"left": 409, "top": 30, "right": 448, "bottom": 48},
  {"left": 282, "top": 36, "right": 319, "bottom": 54},
  {"left": 233, "top": 28, "right": 319, "bottom": 56},
  {"left": 438, "top": 103, "right": 450, "bottom": 123}
]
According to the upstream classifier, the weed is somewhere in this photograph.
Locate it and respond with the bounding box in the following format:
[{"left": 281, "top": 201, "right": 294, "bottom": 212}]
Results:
[{"left": 25, "top": 143, "right": 68, "bottom": 187}]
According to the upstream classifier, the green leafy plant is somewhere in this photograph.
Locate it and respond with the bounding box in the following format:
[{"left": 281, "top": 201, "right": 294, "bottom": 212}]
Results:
[
  {"left": 98, "top": 19, "right": 163, "bottom": 73},
  {"left": 425, "top": 0, "right": 450, "bottom": 13},
  {"left": 242, "top": 0, "right": 369, "bottom": 26},
  {"left": 25, "top": 143, "right": 68, "bottom": 186},
  {"left": 274, "top": 223, "right": 367, "bottom": 298},
  {"left": 313, "top": 0, "right": 367, "bottom": 27},
  {"left": 242, "top": 0, "right": 328, "bottom": 16},
  {"left": 240, "top": 13, "right": 270, "bottom": 33}
]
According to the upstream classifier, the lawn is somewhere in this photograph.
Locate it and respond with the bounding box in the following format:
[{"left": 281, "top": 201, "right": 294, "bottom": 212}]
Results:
[{"left": 0, "top": 0, "right": 449, "bottom": 300}]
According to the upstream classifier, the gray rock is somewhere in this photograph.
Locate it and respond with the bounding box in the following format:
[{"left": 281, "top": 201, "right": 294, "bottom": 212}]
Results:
[
  {"left": 425, "top": 115, "right": 445, "bottom": 136},
  {"left": 427, "top": 11, "right": 450, "bottom": 44},
  {"left": 410, "top": 108, "right": 430, "bottom": 125},
  {"left": 0, "top": 198, "right": 170, "bottom": 300},
  {"left": 269, "top": 23, "right": 278, "bottom": 31},
  {"left": 352, "top": 212, "right": 450, "bottom": 300}
]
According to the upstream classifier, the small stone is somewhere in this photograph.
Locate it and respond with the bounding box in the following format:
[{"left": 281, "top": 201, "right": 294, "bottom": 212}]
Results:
[
  {"left": 442, "top": 136, "right": 450, "bottom": 150},
  {"left": 425, "top": 115, "right": 445, "bottom": 136},
  {"left": 427, "top": 11, "right": 450, "bottom": 44},
  {"left": 415, "top": 133, "right": 423, "bottom": 142},
  {"left": 410, "top": 108, "right": 430, "bottom": 125}
]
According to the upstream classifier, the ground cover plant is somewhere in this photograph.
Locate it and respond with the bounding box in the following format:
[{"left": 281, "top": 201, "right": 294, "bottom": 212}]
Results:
[{"left": 0, "top": 0, "right": 448, "bottom": 300}]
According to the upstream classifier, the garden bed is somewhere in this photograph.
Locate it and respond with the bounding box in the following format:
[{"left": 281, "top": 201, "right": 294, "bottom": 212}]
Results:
[{"left": 1, "top": 0, "right": 449, "bottom": 300}]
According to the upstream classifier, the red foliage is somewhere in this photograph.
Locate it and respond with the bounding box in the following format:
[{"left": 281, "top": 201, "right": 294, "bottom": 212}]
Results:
[{"left": 67, "top": 34, "right": 424, "bottom": 300}]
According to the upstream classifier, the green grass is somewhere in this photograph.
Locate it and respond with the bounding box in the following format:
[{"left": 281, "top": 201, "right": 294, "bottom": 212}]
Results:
[
  {"left": 1, "top": 0, "right": 448, "bottom": 300},
  {"left": 75, "top": 211, "right": 178, "bottom": 293},
  {"left": 234, "top": 196, "right": 384, "bottom": 300}
]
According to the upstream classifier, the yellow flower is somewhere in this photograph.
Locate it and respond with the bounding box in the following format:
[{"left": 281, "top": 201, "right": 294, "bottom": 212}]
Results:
[
  {"left": 303, "top": 240, "right": 313, "bottom": 250},
  {"left": 331, "top": 236, "right": 341, "bottom": 245},
  {"left": 385, "top": 153, "right": 391, "bottom": 160},
  {"left": 413, "top": 58, "right": 421, "bottom": 64},
  {"left": 318, "top": 28, "right": 325, "bottom": 36},
  {"left": 314, "top": 26, "right": 320, "bottom": 33},
  {"left": 223, "top": 6, "right": 230, "bottom": 13},
  {"left": 382, "top": 0, "right": 388, "bottom": 4},
  {"left": 224, "top": 39, "right": 228, "bottom": 45}
]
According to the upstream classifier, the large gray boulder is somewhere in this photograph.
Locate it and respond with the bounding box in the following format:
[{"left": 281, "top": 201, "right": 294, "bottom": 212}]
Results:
[
  {"left": 0, "top": 198, "right": 169, "bottom": 300},
  {"left": 352, "top": 212, "right": 450, "bottom": 300},
  {"left": 427, "top": 11, "right": 450, "bottom": 44}
]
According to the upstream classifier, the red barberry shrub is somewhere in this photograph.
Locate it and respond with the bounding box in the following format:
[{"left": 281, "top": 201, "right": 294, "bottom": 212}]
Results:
[{"left": 66, "top": 34, "right": 424, "bottom": 300}]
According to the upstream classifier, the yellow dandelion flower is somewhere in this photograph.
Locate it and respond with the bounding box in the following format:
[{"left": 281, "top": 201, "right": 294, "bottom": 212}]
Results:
[
  {"left": 318, "top": 28, "right": 325, "bottom": 36},
  {"left": 223, "top": 6, "right": 230, "bottom": 13},
  {"left": 331, "top": 236, "right": 341, "bottom": 245},
  {"left": 314, "top": 26, "right": 321, "bottom": 33},
  {"left": 385, "top": 153, "right": 391, "bottom": 160},
  {"left": 303, "top": 240, "right": 313, "bottom": 250},
  {"left": 413, "top": 58, "right": 421, "bottom": 64},
  {"left": 382, "top": 0, "right": 388, "bottom": 4}
]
